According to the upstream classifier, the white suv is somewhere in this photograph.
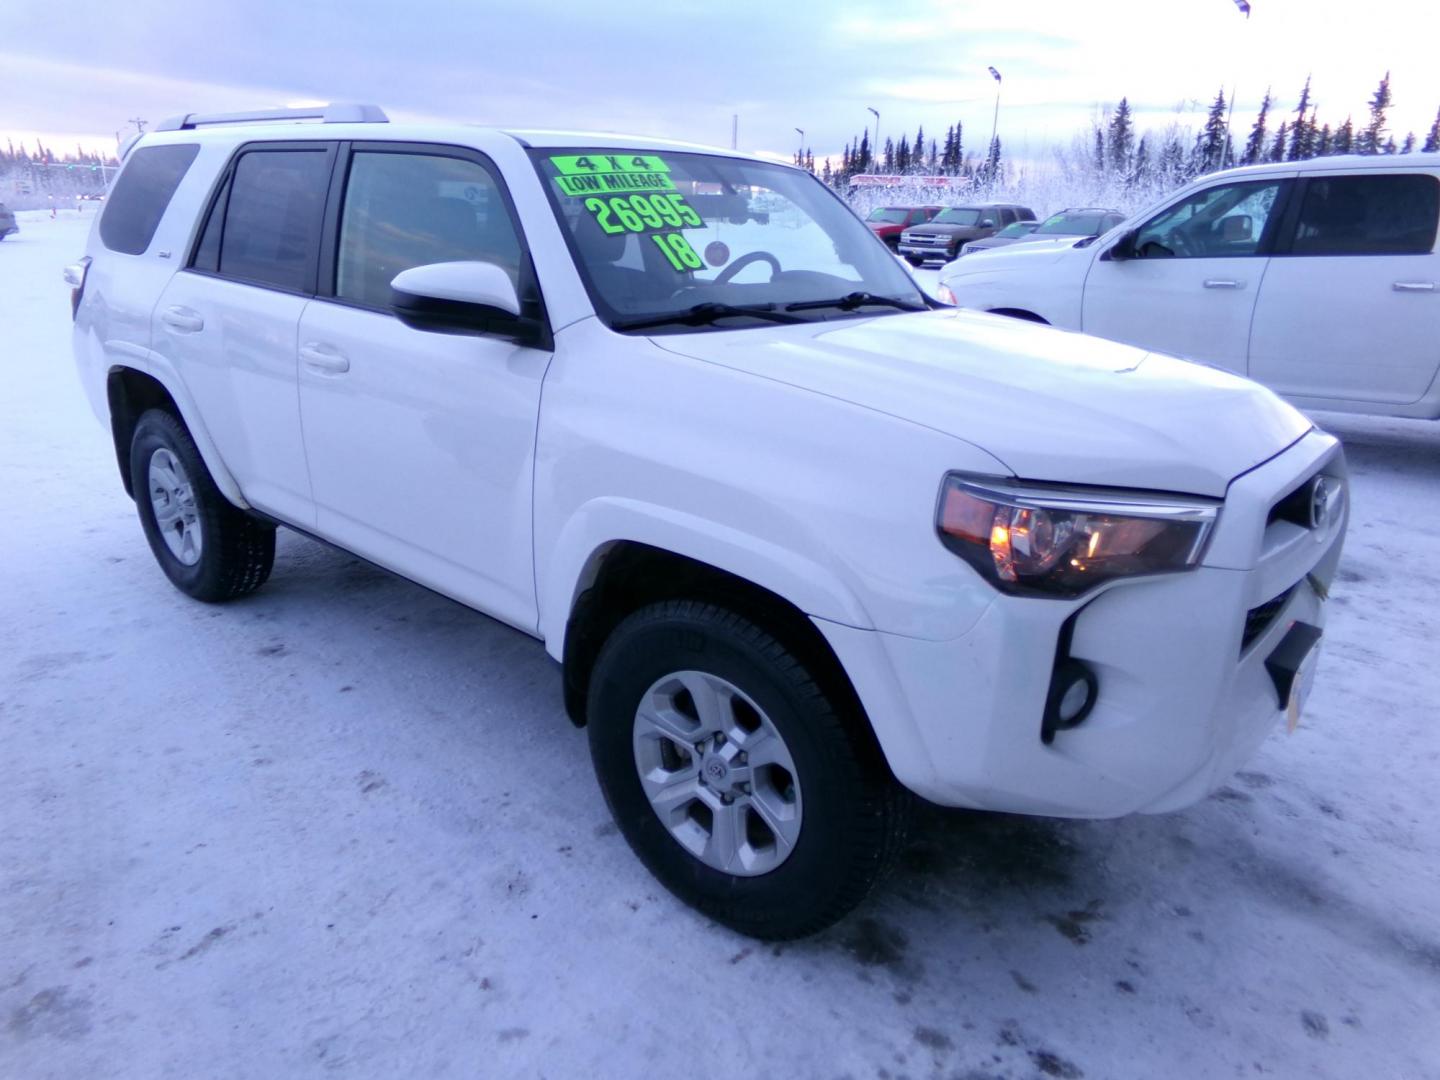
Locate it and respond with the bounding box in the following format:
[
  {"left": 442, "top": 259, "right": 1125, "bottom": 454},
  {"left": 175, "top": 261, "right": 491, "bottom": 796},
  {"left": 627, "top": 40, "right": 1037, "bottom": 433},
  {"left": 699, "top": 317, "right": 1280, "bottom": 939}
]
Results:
[
  {"left": 67, "top": 105, "right": 1347, "bottom": 939},
  {"left": 937, "top": 155, "right": 1440, "bottom": 420}
]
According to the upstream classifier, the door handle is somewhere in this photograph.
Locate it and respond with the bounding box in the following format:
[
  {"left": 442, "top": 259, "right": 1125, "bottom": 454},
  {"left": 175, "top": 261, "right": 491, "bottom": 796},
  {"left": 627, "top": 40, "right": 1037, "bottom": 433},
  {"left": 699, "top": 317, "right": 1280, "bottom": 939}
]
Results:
[
  {"left": 1202, "top": 279, "right": 1244, "bottom": 290},
  {"left": 160, "top": 306, "right": 205, "bottom": 332},
  {"left": 1392, "top": 281, "right": 1436, "bottom": 292},
  {"left": 299, "top": 344, "right": 350, "bottom": 374}
]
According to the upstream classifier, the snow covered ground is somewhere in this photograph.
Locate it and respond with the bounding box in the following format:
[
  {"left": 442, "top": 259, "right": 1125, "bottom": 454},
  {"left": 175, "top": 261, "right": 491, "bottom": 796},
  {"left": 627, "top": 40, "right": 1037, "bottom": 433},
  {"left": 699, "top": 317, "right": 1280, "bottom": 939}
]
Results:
[{"left": 2, "top": 210, "right": 1438, "bottom": 1080}]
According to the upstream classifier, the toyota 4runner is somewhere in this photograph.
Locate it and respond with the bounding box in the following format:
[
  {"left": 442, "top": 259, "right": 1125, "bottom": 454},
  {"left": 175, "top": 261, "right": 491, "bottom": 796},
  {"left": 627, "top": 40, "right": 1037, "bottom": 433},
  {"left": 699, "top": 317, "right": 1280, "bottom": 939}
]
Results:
[{"left": 67, "top": 105, "right": 1348, "bottom": 939}]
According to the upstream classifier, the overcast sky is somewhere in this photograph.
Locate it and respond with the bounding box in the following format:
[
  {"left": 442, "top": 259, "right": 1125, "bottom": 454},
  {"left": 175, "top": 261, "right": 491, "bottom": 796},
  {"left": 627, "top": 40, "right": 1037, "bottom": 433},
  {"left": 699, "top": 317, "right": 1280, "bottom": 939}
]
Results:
[{"left": 3, "top": 0, "right": 1438, "bottom": 162}]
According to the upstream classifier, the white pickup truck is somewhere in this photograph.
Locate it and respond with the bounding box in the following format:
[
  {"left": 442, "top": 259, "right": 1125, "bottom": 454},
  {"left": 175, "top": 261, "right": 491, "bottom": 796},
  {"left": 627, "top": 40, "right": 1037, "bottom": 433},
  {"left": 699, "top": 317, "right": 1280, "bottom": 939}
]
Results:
[
  {"left": 67, "top": 105, "right": 1347, "bottom": 939},
  {"left": 938, "top": 154, "right": 1440, "bottom": 420}
]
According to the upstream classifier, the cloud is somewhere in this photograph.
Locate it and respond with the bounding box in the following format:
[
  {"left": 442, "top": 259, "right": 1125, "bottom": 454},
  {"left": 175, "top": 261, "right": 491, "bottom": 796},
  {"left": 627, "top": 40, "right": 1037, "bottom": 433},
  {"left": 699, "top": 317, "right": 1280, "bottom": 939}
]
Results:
[{"left": 3, "top": 0, "right": 1437, "bottom": 160}]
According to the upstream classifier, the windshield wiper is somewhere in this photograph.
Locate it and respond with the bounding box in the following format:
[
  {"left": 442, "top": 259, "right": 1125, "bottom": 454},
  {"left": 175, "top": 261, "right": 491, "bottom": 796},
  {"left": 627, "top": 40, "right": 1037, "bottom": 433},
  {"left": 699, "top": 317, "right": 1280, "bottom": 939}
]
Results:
[
  {"left": 784, "top": 292, "right": 929, "bottom": 314},
  {"left": 611, "top": 302, "right": 806, "bottom": 332}
]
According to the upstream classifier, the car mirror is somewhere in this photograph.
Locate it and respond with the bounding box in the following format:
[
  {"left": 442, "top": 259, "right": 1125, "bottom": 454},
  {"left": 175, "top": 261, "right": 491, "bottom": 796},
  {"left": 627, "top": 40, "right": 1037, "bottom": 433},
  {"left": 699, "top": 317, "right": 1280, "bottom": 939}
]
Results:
[
  {"left": 1221, "top": 215, "right": 1252, "bottom": 242},
  {"left": 980, "top": 219, "right": 996, "bottom": 228},
  {"left": 390, "top": 261, "right": 524, "bottom": 336},
  {"left": 1105, "top": 228, "right": 1139, "bottom": 262}
]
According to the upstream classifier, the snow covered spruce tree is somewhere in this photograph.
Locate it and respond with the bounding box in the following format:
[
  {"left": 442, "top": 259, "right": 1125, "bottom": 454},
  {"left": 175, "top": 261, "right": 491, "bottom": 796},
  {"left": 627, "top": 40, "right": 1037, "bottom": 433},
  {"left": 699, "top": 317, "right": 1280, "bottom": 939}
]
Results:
[
  {"left": 1358, "top": 72, "right": 1392, "bottom": 154},
  {"left": 1423, "top": 108, "right": 1440, "bottom": 153},
  {"left": 1192, "top": 90, "right": 1232, "bottom": 176},
  {"left": 1242, "top": 90, "right": 1272, "bottom": 165}
]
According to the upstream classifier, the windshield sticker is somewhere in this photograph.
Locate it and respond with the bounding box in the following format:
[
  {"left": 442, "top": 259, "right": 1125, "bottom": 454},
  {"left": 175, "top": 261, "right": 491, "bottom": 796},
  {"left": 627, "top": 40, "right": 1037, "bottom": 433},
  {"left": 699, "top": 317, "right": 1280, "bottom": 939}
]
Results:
[
  {"left": 651, "top": 233, "right": 705, "bottom": 271},
  {"left": 550, "top": 154, "right": 676, "bottom": 197},
  {"left": 583, "top": 193, "right": 703, "bottom": 235},
  {"left": 551, "top": 155, "right": 710, "bottom": 274}
]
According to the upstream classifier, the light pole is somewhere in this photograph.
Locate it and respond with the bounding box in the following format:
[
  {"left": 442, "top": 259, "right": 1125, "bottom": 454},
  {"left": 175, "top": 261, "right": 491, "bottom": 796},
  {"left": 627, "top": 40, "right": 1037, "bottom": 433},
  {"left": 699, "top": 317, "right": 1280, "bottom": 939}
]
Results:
[
  {"left": 794, "top": 127, "right": 805, "bottom": 165},
  {"left": 866, "top": 107, "right": 880, "bottom": 173},
  {"left": 986, "top": 67, "right": 1002, "bottom": 177}
]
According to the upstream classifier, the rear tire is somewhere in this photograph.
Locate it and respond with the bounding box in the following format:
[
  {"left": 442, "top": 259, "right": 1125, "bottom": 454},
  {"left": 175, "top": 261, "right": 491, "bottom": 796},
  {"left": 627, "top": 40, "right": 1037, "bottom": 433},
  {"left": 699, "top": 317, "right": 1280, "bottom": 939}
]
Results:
[
  {"left": 587, "top": 600, "right": 908, "bottom": 939},
  {"left": 129, "top": 409, "right": 275, "bottom": 602}
]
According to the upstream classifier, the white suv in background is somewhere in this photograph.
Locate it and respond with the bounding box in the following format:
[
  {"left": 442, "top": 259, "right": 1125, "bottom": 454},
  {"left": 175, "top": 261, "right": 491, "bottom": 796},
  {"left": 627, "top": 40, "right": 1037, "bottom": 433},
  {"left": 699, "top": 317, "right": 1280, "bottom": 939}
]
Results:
[
  {"left": 938, "top": 155, "right": 1440, "bottom": 420},
  {"left": 68, "top": 105, "right": 1347, "bottom": 939}
]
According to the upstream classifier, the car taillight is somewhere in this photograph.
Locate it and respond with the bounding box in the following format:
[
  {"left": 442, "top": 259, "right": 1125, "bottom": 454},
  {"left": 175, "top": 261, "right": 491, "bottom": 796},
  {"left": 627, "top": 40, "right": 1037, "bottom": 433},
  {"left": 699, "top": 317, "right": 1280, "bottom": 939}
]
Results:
[{"left": 63, "top": 257, "right": 92, "bottom": 320}]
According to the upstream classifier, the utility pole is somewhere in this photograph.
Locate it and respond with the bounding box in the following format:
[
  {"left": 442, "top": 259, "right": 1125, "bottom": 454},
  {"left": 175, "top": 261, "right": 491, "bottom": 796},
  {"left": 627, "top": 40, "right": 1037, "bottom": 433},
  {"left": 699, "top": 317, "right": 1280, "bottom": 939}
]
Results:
[
  {"left": 127, "top": 117, "right": 148, "bottom": 135},
  {"left": 866, "top": 107, "right": 880, "bottom": 173},
  {"left": 731, "top": 114, "right": 737, "bottom": 150},
  {"left": 794, "top": 127, "right": 805, "bottom": 164}
]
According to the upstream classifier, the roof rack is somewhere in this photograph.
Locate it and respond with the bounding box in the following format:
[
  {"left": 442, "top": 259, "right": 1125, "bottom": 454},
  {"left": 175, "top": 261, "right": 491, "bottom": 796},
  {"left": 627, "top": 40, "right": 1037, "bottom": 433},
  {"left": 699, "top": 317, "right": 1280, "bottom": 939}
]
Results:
[{"left": 154, "top": 104, "right": 389, "bottom": 132}]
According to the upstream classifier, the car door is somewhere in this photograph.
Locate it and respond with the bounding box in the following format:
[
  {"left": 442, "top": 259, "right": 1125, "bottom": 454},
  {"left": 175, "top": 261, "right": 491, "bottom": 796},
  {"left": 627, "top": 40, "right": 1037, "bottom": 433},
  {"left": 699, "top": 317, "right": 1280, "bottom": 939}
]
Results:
[
  {"left": 1081, "top": 176, "right": 1293, "bottom": 373},
  {"left": 1248, "top": 170, "right": 1440, "bottom": 407},
  {"left": 296, "top": 142, "right": 551, "bottom": 631},
  {"left": 153, "top": 142, "right": 335, "bottom": 526}
]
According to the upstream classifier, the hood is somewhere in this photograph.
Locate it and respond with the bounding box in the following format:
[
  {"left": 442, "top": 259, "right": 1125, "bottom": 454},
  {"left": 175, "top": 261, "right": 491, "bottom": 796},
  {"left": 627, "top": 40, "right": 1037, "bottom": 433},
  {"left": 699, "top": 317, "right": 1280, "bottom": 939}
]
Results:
[
  {"left": 909, "top": 222, "right": 986, "bottom": 238},
  {"left": 650, "top": 309, "right": 1310, "bottom": 497}
]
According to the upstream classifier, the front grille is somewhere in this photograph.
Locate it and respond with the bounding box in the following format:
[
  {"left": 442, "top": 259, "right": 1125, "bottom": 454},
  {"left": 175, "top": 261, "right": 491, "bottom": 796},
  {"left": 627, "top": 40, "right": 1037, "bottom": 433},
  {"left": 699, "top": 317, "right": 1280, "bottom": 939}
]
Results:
[{"left": 1241, "top": 586, "right": 1294, "bottom": 652}]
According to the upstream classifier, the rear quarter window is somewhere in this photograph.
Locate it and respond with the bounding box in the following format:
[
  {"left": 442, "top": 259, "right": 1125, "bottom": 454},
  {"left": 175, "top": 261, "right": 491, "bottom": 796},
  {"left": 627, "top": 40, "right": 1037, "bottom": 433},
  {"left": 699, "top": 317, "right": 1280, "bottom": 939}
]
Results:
[{"left": 99, "top": 144, "right": 200, "bottom": 255}]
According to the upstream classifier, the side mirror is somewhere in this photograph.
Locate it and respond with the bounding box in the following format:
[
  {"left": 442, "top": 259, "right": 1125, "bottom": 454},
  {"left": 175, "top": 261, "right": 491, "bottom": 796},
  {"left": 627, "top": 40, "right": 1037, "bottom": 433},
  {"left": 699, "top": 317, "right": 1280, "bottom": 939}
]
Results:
[
  {"left": 1105, "top": 229, "right": 1139, "bottom": 262},
  {"left": 1220, "top": 215, "right": 1252, "bottom": 242},
  {"left": 980, "top": 219, "right": 996, "bottom": 228},
  {"left": 390, "top": 261, "right": 530, "bottom": 338}
]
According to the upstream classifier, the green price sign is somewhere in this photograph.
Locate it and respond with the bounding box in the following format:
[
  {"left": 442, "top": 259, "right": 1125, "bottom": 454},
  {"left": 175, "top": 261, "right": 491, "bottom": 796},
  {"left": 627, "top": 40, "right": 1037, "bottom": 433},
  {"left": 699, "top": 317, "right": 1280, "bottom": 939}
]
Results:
[{"left": 583, "top": 193, "right": 704, "bottom": 235}]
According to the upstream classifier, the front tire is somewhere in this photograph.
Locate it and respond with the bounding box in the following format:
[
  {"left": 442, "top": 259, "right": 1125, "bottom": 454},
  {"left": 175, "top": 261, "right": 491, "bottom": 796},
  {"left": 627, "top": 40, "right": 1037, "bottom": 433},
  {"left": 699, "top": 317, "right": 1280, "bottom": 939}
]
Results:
[
  {"left": 587, "top": 600, "right": 907, "bottom": 939},
  {"left": 129, "top": 409, "right": 275, "bottom": 602}
]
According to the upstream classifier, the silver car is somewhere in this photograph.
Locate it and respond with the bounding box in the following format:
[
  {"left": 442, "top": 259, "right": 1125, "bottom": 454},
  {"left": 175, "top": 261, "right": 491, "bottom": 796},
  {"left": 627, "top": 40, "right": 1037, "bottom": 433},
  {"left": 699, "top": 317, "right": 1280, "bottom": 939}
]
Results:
[{"left": 959, "top": 207, "right": 1125, "bottom": 257}]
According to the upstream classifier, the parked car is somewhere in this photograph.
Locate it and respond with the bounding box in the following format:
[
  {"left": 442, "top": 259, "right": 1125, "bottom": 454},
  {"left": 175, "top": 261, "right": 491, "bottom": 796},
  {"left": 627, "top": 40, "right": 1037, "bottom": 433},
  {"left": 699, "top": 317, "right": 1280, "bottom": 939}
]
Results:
[
  {"left": 959, "top": 207, "right": 1124, "bottom": 257},
  {"left": 899, "top": 202, "right": 1036, "bottom": 264},
  {"left": 69, "top": 105, "right": 1347, "bottom": 940},
  {"left": 863, "top": 204, "right": 941, "bottom": 249},
  {"left": 0, "top": 202, "right": 18, "bottom": 240},
  {"left": 954, "top": 219, "right": 1039, "bottom": 256},
  {"left": 938, "top": 156, "right": 1440, "bottom": 420}
]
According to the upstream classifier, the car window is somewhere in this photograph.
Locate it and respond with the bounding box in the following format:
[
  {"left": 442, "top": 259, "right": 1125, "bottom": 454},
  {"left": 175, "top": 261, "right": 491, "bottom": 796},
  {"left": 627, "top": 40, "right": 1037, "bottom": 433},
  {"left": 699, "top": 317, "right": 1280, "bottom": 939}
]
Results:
[
  {"left": 335, "top": 151, "right": 523, "bottom": 309},
  {"left": 1133, "top": 180, "right": 1283, "bottom": 258},
  {"left": 995, "top": 222, "right": 1034, "bottom": 238},
  {"left": 1288, "top": 174, "right": 1439, "bottom": 256},
  {"left": 99, "top": 143, "right": 200, "bottom": 255},
  {"left": 211, "top": 149, "right": 331, "bottom": 291},
  {"left": 866, "top": 208, "right": 907, "bottom": 224},
  {"left": 933, "top": 208, "right": 980, "bottom": 226},
  {"left": 1036, "top": 212, "right": 1112, "bottom": 237}
]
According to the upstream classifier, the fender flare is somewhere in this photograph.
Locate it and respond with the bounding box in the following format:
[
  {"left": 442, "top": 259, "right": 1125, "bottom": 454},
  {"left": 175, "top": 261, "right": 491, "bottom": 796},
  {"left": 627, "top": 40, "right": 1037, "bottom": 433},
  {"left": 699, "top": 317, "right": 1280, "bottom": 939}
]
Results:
[
  {"left": 538, "top": 496, "right": 874, "bottom": 661},
  {"left": 105, "top": 342, "right": 249, "bottom": 509}
]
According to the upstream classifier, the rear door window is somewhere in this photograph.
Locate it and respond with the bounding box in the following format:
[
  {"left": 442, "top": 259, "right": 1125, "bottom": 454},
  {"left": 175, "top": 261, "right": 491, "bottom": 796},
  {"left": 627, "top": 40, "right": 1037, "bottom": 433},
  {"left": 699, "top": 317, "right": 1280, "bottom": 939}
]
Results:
[
  {"left": 1286, "top": 174, "right": 1439, "bottom": 256},
  {"left": 100, "top": 144, "right": 200, "bottom": 255},
  {"left": 197, "top": 147, "right": 333, "bottom": 292}
]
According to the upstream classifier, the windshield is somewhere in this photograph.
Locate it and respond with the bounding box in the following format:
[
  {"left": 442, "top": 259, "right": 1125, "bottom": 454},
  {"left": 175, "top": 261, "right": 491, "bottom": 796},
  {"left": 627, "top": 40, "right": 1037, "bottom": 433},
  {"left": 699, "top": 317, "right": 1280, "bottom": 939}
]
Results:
[
  {"left": 932, "top": 208, "right": 981, "bottom": 226},
  {"left": 996, "top": 221, "right": 1036, "bottom": 238},
  {"left": 1035, "top": 212, "right": 1109, "bottom": 236},
  {"left": 533, "top": 149, "right": 926, "bottom": 332},
  {"left": 865, "top": 208, "right": 908, "bottom": 224}
]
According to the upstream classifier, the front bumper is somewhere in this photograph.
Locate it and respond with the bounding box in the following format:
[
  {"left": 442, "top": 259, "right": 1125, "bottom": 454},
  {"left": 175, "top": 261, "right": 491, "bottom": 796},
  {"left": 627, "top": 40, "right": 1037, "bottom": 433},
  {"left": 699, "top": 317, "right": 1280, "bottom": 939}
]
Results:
[
  {"left": 817, "top": 429, "right": 1347, "bottom": 817},
  {"left": 898, "top": 237, "right": 955, "bottom": 259}
]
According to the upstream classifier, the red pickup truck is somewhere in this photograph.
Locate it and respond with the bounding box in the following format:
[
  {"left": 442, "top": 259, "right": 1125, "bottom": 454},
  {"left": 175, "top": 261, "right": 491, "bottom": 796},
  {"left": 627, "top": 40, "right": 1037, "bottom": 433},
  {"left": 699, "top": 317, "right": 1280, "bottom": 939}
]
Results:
[{"left": 863, "top": 205, "right": 940, "bottom": 249}]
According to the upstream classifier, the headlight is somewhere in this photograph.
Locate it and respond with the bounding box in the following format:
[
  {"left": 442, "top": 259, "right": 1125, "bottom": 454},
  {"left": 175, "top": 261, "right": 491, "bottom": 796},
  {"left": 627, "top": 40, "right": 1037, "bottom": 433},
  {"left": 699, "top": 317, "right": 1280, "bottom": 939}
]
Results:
[
  {"left": 936, "top": 283, "right": 957, "bottom": 305},
  {"left": 937, "top": 475, "right": 1218, "bottom": 598}
]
